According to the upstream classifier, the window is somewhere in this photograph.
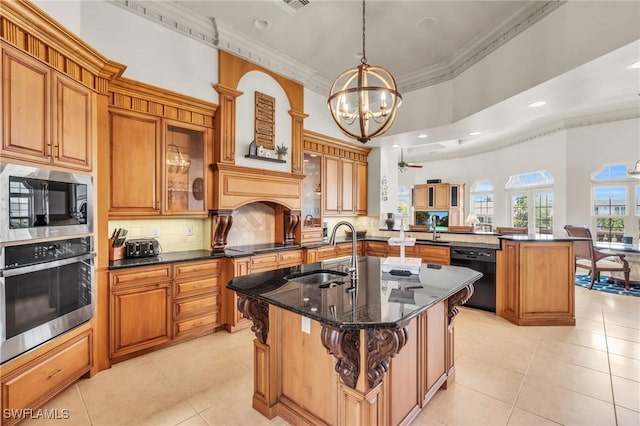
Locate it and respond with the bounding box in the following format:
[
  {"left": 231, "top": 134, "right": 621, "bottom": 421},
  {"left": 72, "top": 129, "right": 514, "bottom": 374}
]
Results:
[
  {"left": 395, "top": 185, "right": 411, "bottom": 227},
  {"left": 506, "top": 171, "right": 554, "bottom": 234},
  {"left": 470, "top": 180, "right": 494, "bottom": 229},
  {"left": 591, "top": 164, "right": 635, "bottom": 242}
]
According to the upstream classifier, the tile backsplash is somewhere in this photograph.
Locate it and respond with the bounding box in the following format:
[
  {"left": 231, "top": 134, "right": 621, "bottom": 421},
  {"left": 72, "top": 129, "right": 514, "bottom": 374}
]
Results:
[
  {"left": 108, "top": 218, "right": 210, "bottom": 253},
  {"left": 226, "top": 203, "right": 276, "bottom": 247}
]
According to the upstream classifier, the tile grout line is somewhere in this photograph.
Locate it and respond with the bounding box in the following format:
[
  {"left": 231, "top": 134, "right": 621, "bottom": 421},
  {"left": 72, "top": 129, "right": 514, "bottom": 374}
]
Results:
[
  {"left": 75, "top": 382, "right": 95, "bottom": 426},
  {"left": 602, "top": 303, "right": 620, "bottom": 426}
]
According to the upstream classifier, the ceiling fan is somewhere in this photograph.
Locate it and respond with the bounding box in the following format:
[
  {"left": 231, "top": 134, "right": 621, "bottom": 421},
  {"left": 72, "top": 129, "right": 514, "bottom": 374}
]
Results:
[{"left": 398, "top": 147, "right": 423, "bottom": 173}]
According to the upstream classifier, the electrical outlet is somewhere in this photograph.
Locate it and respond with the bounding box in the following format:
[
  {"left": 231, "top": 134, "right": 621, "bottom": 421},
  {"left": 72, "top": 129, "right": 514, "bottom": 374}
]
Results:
[
  {"left": 301, "top": 316, "right": 311, "bottom": 334},
  {"left": 186, "top": 225, "right": 193, "bottom": 236},
  {"left": 151, "top": 228, "right": 160, "bottom": 237}
]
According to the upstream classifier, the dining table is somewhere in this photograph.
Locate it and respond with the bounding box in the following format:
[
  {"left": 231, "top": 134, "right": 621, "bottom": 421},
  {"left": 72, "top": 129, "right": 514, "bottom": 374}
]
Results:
[{"left": 595, "top": 241, "right": 640, "bottom": 286}]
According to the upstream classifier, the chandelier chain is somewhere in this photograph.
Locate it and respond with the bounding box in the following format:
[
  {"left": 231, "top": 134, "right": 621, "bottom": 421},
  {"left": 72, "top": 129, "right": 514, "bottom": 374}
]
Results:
[{"left": 361, "top": 0, "right": 367, "bottom": 64}]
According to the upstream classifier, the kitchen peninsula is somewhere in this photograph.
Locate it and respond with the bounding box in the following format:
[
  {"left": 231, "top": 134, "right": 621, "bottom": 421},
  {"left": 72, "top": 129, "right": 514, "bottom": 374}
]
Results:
[{"left": 227, "top": 257, "right": 481, "bottom": 426}]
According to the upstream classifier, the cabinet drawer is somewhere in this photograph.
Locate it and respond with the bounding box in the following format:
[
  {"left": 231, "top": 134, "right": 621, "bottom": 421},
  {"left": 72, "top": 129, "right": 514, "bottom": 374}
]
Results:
[
  {"left": 110, "top": 265, "right": 171, "bottom": 288},
  {"left": 2, "top": 331, "right": 92, "bottom": 413},
  {"left": 173, "top": 259, "right": 220, "bottom": 280},
  {"left": 174, "top": 293, "right": 219, "bottom": 319},
  {"left": 301, "top": 228, "right": 323, "bottom": 244},
  {"left": 174, "top": 276, "right": 220, "bottom": 299},
  {"left": 278, "top": 250, "right": 303, "bottom": 267},
  {"left": 174, "top": 312, "right": 219, "bottom": 338},
  {"left": 415, "top": 245, "right": 450, "bottom": 265},
  {"left": 316, "top": 246, "right": 338, "bottom": 260},
  {"left": 335, "top": 243, "right": 354, "bottom": 258},
  {"left": 250, "top": 253, "right": 278, "bottom": 272}
]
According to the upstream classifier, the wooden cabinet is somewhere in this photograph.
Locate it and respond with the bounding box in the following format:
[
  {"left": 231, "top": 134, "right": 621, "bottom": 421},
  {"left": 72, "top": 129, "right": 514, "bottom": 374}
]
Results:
[
  {"left": 413, "top": 245, "right": 451, "bottom": 265},
  {"left": 355, "top": 161, "right": 368, "bottom": 215},
  {"left": 1, "top": 331, "right": 92, "bottom": 426},
  {"left": 109, "top": 265, "right": 172, "bottom": 359},
  {"left": 1, "top": 45, "right": 93, "bottom": 171},
  {"left": 497, "top": 240, "right": 575, "bottom": 326},
  {"left": 414, "top": 182, "right": 465, "bottom": 226},
  {"left": 173, "top": 259, "right": 221, "bottom": 340},
  {"left": 109, "top": 110, "right": 162, "bottom": 216},
  {"left": 109, "top": 111, "right": 208, "bottom": 218},
  {"left": 323, "top": 156, "right": 367, "bottom": 216}
]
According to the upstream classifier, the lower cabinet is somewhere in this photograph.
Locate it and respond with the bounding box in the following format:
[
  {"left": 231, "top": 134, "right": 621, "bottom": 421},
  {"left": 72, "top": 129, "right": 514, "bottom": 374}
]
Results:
[
  {"left": 222, "top": 250, "right": 303, "bottom": 333},
  {"left": 1, "top": 330, "right": 92, "bottom": 426},
  {"left": 109, "top": 260, "right": 221, "bottom": 361},
  {"left": 363, "top": 241, "right": 451, "bottom": 265}
]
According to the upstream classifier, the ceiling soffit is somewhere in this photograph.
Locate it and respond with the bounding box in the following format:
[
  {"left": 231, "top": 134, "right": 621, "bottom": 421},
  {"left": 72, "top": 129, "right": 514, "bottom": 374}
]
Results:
[{"left": 108, "top": 0, "right": 565, "bottom": 96}]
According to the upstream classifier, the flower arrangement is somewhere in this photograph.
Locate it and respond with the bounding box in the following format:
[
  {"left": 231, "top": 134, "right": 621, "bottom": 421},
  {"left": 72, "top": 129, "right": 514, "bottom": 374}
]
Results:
[{"left": 275, "top": 144, "right": 289, "bottom": 159}]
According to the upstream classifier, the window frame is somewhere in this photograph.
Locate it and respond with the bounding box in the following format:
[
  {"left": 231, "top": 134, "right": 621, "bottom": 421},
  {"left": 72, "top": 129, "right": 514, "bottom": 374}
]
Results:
[{"left": 506, "top": 170, "right": 554, "bottom": 234}]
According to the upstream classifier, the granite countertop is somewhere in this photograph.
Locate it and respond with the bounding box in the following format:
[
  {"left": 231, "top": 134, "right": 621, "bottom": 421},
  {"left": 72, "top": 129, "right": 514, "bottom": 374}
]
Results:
[
  {"left": 498, "top": 234, "right": 590, "bottom": 242},
  {"left": 226, "top": 256, "right": 482, "bottom": 330},
  {"left": 595, "top": 242, "right": 640, "bottom": 253}
]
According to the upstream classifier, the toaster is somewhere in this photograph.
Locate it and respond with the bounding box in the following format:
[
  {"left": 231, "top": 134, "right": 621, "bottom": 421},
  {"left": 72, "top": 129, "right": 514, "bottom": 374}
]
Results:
[{"left": 125, "top": 238, "right": 161, "bottom": 258}]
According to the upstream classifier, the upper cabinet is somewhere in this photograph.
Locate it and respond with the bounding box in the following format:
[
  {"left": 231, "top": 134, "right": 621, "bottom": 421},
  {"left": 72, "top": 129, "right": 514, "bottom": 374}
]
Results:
[
  {"left": 303, "top": 130, "right": 370, "bottom": 218},
  {"left": 107, "top": 78, "right": 215, "bottom": 219},
  {"left": 428, "top": 183, "right": 450, "bottom": 209},
  {"left": 414, "top": 182, "right": 465, "bottom": 225},
  {"left": 1, "top": 45, "right": 93, "bottom": 171}
]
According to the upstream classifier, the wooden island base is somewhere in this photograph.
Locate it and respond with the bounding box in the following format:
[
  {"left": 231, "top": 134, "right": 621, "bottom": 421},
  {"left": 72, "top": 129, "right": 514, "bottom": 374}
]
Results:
[{"left": 238, "top": 286, "right": 472, "bottom": 426}]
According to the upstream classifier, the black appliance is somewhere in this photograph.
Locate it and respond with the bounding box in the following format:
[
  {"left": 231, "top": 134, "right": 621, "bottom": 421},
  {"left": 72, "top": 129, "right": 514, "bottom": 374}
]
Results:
[
  {"left": 0, "top": 237, "right": 95, "bottom": 364},
  {"left": 125, "top": 239, "right": 161, "bottom": 258},
  {"left": 450, "top": 247, "right": 496, "bottom": 312}
]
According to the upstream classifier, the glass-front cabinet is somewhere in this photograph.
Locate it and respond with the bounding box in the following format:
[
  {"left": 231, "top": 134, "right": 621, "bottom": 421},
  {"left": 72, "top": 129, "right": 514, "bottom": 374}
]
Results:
[
  {"left": 302, "top": 153, "right": 323, "bottom": 243},
  {"left": 163, "top": 120, "right": 208, "bottom": 215}
]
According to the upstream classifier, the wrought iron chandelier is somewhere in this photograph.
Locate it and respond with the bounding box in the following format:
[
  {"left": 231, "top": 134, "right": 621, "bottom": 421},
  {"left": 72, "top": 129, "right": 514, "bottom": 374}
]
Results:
[{"left": 327, "top": 0, "right": 402, "bottom": 144}]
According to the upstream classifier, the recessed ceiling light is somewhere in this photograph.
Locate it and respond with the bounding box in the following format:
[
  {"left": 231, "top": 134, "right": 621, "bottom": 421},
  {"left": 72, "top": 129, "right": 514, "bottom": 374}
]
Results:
[
  {"left": 416, "top": 17, "right": 438, "bottom": 31},
  {"left": 528, "top": 101, "right": 547, "bottom": 108},
  {"left": 628, "top": 61, "right": 640, "bottom": 69},
  {"left": 392, "top": 144, "right": 400, "bottom": 148},
  {"left": 253, "top": 18, "right": 271, "bottom": 30},
  {"left": 468, "top": 131, "right": 481, "bottom": 136},
  {"left": 417, "top": 134, "right": 428, "bottom": 139}
]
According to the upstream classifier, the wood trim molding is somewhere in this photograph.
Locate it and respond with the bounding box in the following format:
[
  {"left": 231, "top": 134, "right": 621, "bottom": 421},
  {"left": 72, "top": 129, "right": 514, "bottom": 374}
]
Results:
[
  {"left": 366, "top": 327, "right": 409, "bottom": 389},
  {"left": 109, "top": 77, "right": 217, "bottom": 127},
  {"left": 303, "top": 130, "right": 371, "bottom": 162},
  {"left": 447, "top": 285, "right": 474, "bottom": 325},
  {"left": 213, "top": 84, "right": 243, "bottom": 163},
  {"left": 320, "top": 327, "right": 361, "bottom": 389},
  {"left": 237, "top": 296, "right": 269, "bottom": 344},
  {"left": 0, "top": 1, "right": 125, "bottom": 94},
  {"left": 210, "top": 210, "right": 233, "bottom": 250}
]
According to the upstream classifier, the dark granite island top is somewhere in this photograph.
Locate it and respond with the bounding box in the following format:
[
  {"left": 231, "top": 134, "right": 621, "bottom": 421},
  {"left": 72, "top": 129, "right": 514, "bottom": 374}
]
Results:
[{"left": 227, "top": 256, "right": 482, "bottom": 330}]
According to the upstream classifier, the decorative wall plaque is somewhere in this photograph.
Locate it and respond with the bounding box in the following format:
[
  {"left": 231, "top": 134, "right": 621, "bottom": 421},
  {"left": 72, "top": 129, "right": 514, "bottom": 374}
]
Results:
[{"left": 255, "top": 91, "right": 275, "bottom": 150}]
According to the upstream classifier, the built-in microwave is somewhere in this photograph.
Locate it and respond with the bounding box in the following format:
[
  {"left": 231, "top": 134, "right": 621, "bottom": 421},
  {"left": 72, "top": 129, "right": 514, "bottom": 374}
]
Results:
[{"left": 0, "top": 162, "right": 93, "bottom": 243}]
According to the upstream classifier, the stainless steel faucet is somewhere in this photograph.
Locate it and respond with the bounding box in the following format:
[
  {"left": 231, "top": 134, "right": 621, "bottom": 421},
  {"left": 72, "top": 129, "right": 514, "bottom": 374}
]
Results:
[
  {"left": 433, "top": 227, "right": 440, "bottom": 241},
  {"left": 328, "top": 221, "right": 358, "bottom": 283}
]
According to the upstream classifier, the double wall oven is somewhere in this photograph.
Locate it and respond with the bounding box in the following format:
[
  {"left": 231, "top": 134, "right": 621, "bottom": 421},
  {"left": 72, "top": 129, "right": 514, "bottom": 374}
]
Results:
[{"left": 0, "top": 162, "right": 95, "bottom": 364}]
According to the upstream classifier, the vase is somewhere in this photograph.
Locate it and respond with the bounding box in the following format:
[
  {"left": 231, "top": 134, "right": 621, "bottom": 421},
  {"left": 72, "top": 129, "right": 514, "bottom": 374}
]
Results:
[{"left": 385, "top": 213, "right": 395, "bottom": 230}]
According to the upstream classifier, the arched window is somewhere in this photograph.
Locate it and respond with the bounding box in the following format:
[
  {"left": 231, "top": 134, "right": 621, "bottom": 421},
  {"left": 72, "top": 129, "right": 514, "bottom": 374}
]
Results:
[
  {"left": 591, "top": 163, "right": 637, "bottom": 242},
  {"left": 469, "top": 180, "right": 494, "bottom": 230},
  {"left": 505, "top": 170, "right": 554, "bottom": 234}
]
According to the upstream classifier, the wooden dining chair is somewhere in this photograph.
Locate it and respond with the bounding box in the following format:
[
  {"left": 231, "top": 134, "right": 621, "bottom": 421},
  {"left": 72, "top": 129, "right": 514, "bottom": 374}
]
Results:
[
  {"left": 495, "top": 226, "right": 528, "bottom": 234},
  {"left": 564, "top": 225, "right": 630, "bottom": 290}
]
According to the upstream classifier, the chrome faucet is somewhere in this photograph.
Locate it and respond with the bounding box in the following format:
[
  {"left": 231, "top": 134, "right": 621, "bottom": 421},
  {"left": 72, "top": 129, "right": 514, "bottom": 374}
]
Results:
[
  {"left": 431, "top": 217, "right": 440, "bottom": 241},
  {"left": 328, "top": 221, "right": 359, "bottom": 283}
]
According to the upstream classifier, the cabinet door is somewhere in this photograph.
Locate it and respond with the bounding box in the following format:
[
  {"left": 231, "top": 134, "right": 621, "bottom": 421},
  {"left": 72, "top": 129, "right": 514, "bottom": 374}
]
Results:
[
  {"left": 355, "top": 161, "right": 368, "bottom": 215},
  {"left": 340, "top": 158, "right": 354, "bottom": 214},
  {"left": 434, "top": 184, "right": 450, "bottom": 209},
  {"left": 449, "top": 184, "right": 462, "bottom": 208},
  {"left": 110, "top": 282, "right": 171, "bottom": 358},
  {"left": 52, "top": 73, "right": 93, "bottom": 171},
  {"left": 414, "top": 185, "right": 428, "bottom": 209},
  {"left": 109, "top": 110, "right": 161, "bottom": 217},
  {"left": 323, "top": 155, "right": 340, "bottom": 215},
  {"left": 1, "top": 46, "right": 51, "bottom": 164},
  {"left": 163, "top": 120, "right": 208, "bottom": 216}
]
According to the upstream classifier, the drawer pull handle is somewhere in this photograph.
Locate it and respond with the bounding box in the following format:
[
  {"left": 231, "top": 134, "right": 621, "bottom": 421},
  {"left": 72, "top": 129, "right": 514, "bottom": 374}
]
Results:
[{"left": 48, "top": 369, "right": 63, "bottom": 379}]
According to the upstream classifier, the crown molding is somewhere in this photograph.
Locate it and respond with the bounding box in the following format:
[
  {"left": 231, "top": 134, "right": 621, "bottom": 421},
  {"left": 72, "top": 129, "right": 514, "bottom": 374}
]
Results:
[
  {"left": 111, "top": 0, "right": 567, "bottom": 97},
  {"left": 108, "top": 0, "right": 218, "bottom": 46},
  {"left": 417, "top": 107, "right": 640, "bottom": 162}
]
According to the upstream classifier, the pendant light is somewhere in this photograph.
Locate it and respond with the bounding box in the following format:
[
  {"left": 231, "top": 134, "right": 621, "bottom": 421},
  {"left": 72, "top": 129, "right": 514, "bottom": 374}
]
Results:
[
  {"left": 629, "top": 160, "right": 640, "bottom": 176},
  {"left": 327, "top": 0, "right": 402, "bottom": 144}
]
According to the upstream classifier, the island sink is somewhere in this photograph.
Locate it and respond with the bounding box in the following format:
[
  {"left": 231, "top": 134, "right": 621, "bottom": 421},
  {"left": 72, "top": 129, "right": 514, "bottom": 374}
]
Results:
[{"left": 284, "top": 269, "right": 348, "bottom": 285}]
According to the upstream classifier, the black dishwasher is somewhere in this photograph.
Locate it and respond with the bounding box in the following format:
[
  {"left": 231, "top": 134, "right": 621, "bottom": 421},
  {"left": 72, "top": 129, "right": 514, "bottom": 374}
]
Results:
[{"left": 450, "top": 248, "right": 496, "bottom": 312}]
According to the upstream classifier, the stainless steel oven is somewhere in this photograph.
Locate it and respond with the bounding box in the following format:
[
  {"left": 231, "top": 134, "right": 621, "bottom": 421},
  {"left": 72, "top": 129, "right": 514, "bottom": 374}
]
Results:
[
  {"left": 0, "top": 162, "right": 93, "bottom": 243},
  {"left": 0, "top": 237, "right": 94, "bottom": 364}
]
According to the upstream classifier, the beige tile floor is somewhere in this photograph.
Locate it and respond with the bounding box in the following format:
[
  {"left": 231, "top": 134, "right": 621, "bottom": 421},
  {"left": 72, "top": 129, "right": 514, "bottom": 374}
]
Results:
[{"left": 24, "top": 286, "right": 639, "bottom": 426}]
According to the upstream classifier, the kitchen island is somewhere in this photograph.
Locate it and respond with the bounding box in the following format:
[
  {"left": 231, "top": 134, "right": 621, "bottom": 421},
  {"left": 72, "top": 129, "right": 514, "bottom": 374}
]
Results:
[{"left": 227, "top": 256, "right": 481, "bottom": 426}]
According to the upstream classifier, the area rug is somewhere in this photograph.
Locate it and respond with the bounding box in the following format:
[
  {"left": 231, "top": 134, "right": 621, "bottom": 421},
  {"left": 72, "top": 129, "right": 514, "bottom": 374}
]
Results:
[{"left": 575, "top": 274, "right": 640, "bottom": 297}]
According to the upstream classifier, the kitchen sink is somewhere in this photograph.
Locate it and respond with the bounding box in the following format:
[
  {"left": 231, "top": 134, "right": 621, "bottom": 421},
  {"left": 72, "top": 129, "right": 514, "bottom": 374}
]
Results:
[{"left": 285, "top": 270, "right": 348, "bottom": 285}]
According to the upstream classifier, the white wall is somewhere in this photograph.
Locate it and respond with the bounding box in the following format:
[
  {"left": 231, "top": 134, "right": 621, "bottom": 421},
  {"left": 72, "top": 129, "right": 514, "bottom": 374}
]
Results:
[{"left": 235, "top": 71, "right": 291, "bottom": 172}]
